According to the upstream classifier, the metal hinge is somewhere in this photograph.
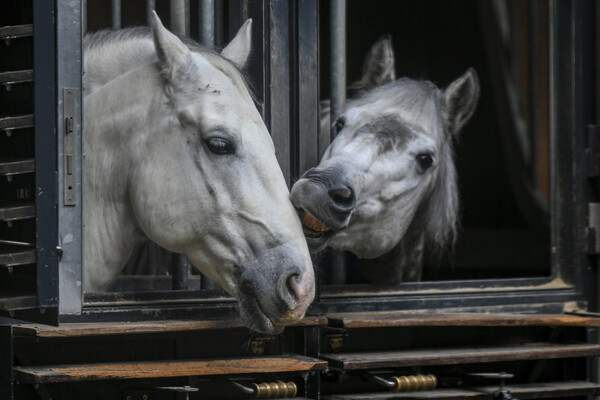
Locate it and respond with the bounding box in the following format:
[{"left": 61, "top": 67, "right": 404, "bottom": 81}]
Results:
[{"left": 63, "top": 88, "right": 77, "bottom": 206}]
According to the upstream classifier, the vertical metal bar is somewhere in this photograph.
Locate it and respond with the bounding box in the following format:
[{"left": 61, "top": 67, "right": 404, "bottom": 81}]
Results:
[
  {"left": 57, "top": 0, "right": 83, "bottom": 315},
  {"left": 270, "top": 0, "right": 291, "bottom": 185},
  {"left": 329, "top": 0, "right": 347, "bottom": 285},
  {"left": 214, "top": 0, "right": 225, "bottom": 47},
  {"left": 34, "top": 0, "right": 59, "bottom": 311},
  {"left": 200, "top": 0, "right": 215, "bottom": 47},
  {"left": 0, "top": 325, "right": 12, "bottom": 400},
  {"left": 146, "top": 0, "right": 156, "bottom": 24},
  {"left": 297, "top": 0, "right": 319, "bottom": 176},
  {"left": 111, "top": 0, "right": 121, "bottom": 29},
  {"left": 173, "top": 254, "right": 190, "bottom": 290},
  {"left": 329, "top": 0, "right": 346, "bottom": 128},
  {"left": 82, "top": 0, "right": 87, "bottom": 34},
  {"left": 171, "top": 0, "right": 187, "bottom": 35}
]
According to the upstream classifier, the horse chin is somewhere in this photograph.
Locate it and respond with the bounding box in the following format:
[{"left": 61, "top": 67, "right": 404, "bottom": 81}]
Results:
[{"left": 236, "top": 289, "right": 285, "bottom": 334}]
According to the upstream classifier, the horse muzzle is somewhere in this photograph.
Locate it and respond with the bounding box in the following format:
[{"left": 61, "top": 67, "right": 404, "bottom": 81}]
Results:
[
  {"left": 290, "top": 167, "right": 357, "bottom": 244},
  {"left": 234, "top": 242, "right": 315, "bottom": 334}
]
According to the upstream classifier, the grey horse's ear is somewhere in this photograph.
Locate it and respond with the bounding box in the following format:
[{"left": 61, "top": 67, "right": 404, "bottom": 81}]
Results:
[
  {"left": 221, "top": 19, "right": 252, "bottom": 68},
  {"left": 349, "top": 35, "right": 396, "bottom": 95},
  {"left": 150, "top": 11, "right": 194, "bottom": 81},
  {"left": 442, "top": 68, "right": 480, "bottom": 137}
]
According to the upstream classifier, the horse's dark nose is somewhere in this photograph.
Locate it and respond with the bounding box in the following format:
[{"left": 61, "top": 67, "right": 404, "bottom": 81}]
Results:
[{"left": 328, "top": 185, "right": 356, "bottom": 214}]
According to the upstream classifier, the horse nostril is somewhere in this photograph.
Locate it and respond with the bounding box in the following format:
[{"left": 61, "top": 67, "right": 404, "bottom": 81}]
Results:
[
  {"left": 328, "top": 186, "right": 355, "bottom": 209},
  {"left": 286, "top": 273, "right": 300, "bottom": 302}
]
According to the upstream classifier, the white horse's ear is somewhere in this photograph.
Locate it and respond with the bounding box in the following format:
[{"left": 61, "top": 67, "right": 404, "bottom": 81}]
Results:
[
  {"left": 221, "top": 19, "right": 252, "bottom": 68},
  {"left": 442, "top": 68, "right": 480, "bottom": 138},
  {"left": 150, "top": 11, "right": 194, "bottom": 81},
  {"left": 349, "top": 35, "right": 396, "bottom": 94}
]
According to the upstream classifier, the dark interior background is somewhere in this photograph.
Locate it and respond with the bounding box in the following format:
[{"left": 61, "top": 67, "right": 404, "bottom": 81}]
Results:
[{"left": 320, "top": 0, "right": 551, "bottom": 281}]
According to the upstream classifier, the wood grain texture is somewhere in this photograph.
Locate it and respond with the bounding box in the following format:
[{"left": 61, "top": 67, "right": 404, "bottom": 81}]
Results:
[
  {"left": 321, "top": 380, "right": 600, "bottom": 399},
  {"left": 328, "top": 312, "right": 600, "bottom": 328},
  {"left": 13, "top": 316, "right": 327, "bottom": 338},
  {"left": 13, "top": 355, "right": 328, "bottom": 384},
  {"left": 322, "top": 343, "right": 600, "bottom": 370}
]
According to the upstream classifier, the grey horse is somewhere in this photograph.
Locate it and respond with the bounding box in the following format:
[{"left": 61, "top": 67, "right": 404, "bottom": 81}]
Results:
[
  {"left": 83, "top": 13, "right": 314, "bottom": 333},
  {"left": 291, "top": 37, "right": 480, "bottom": 283}
]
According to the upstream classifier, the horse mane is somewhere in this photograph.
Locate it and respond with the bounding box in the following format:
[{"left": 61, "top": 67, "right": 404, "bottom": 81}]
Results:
[
  {"left": 354, "top": 78, "right": 460, "bottom": 251},
  {"left": 83, "top": 27, "right": 250, "bottom": 97}
]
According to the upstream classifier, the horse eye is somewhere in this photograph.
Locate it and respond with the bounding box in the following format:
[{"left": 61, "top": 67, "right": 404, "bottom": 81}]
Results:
[
  {"left": 416, "top": 153, "right": 434, "bottom": 170},
  {"left": 206, "top": 137, "right": 235, "bottom": 155},
  {"left": 332, "top": 117, "right": 346, "bottom": 135}
]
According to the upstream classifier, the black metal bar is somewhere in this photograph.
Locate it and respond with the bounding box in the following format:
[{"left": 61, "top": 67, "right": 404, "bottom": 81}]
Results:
[
  {"left": 297, "top": 0, "right": 319, "bottom": 176},
  {"left": 146, "top": 0, "right": 156, "bottom": 24},
  {"left": 33, "top": 0, "right": 59, "bottom": 310},
  {"left": 329, "top": 0, "right": 346, "bottom": 124},
  {"left": 172, "top": 254, "right": 190, "bottom": 290},
  {"left": 0, "top": 325, "right": 13, "bottom": 400},
  {"left": 171, "top": 0, "right": 188, "bottom": 35},
  {"left": 200, "top": 0, "right": 215, "bottom": 47},
  {"left": 111, "top": 0, "right": 121, "bottom": 29},
  {"left": 269, "top": 0, "right": 291, "bottom": 186},
  {"left": 329, "top": 0, "right": 347, "bottom": 285}
]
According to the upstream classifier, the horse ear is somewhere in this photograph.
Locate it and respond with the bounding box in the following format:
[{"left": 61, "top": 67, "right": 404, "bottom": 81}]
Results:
[
  {"left": 442, "top": 68, "right": 480, "bottom": 138},
  {"left": 221, "top": 19, "right": 252, "bottom": 68},
  {"left": 349, "top": 35, "right": 396, "bottom": 95},
  {"left": 150, "top": 11, "right": 194, "bottom": 81}
]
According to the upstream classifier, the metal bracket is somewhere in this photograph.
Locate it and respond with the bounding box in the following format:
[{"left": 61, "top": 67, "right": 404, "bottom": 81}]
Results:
[{"left": 63, "top": 88, "right": 76, "bottom": 206}]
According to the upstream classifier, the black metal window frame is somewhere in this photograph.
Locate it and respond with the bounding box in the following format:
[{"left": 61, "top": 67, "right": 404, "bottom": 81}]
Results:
[{"left": 7, "top": 0, "right": 592, "bottom": 324}]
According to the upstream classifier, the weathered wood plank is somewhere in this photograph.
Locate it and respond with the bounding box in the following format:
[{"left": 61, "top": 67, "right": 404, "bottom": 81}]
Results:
[
  {"left": 13, "top": 355, "right": 328, "bottom": 384},
  {"left": 328, "top": 312, "right": 600, "bottom": 328},
  {"left": 13, "top": 316, "right": 327, "bottom": 338},
  {"left": 322, "top": 343, "right": 600, "bottom": 370},
  {"left": 321, "top": 380, "right": 600, "bottom": 399}
]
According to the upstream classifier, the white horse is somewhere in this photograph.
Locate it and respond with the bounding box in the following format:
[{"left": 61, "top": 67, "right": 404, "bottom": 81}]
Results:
[
  {"left": 83, "top": 13, "right": 314, "bottom": 333},
  {"left": 291, "top": 37, "right": 480, "bottom": 283}
]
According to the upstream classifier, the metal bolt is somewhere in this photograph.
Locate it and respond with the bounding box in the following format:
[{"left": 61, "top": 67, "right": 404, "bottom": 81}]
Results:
[
  {"left": 142, "top": 395, "right": 148, "bottom": 400},
  {"left": 125, "top": 396, "right": 131, "bottom": 400}
]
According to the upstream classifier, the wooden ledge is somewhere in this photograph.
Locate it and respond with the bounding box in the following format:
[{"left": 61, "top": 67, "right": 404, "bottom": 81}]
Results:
[
  {"left": 321, "top": 380, "right": 600, "bottom": 399},
  {"left": 13, "top": 315, "right": 327, "bottom": 338},
  {"left": 327, "top": 312, "right": 600, "bottom": 329},
  {"left": 322, "top": 342, "right": 600, "bottom": 370},
  {"left": 14, "top": 355, "right": 328, "bottom": 384}
]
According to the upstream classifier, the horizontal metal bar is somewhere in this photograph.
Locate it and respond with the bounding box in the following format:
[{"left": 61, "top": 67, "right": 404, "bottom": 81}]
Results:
[
  {"left": 0, "top": 158, "right": 35, "bottom": 175},
  {"left": 0, "top": 24, "right": 32, "bottom": 40},
  {"left": 0, "top": 115, "right": 34, "bottom": 131},
  {"left": 0, "top": 69, "right": 33, "bottom": 85}
]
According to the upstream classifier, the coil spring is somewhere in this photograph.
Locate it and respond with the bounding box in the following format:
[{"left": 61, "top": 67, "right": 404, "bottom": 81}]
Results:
[
  {"left": 391, "top": 374, "right": 437, "bottom": 392},
  {"left": 253, "top": 381, "right": 297, "bottom": 398}
]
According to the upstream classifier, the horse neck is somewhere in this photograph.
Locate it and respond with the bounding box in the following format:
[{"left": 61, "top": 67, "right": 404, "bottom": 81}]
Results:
[
  {"left": 82, "top": 68, "right": 158, "bottom": 292},
  {"left": 358, "top": 204, "right": 428, "bottom": 284}
]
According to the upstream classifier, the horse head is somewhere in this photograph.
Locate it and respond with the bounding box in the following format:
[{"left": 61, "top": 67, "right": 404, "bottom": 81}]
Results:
[
  {"left": 291, "top": 37, "right": 479, "bottom": 262},
  {"left": 83, "top": 14, "right": 314, "bottom": 333}
]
